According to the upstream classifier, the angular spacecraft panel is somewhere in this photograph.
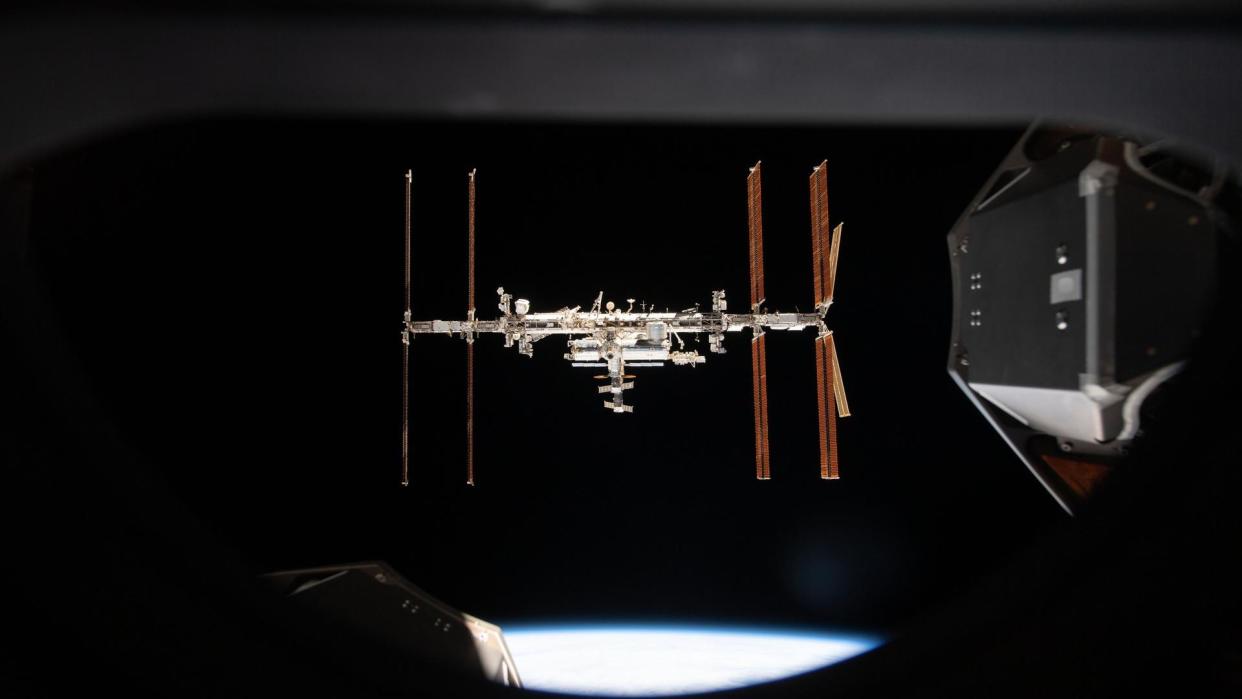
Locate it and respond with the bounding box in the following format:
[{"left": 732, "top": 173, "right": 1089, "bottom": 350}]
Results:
[
  {"left": 947, "top": 126, "right": 1223, "bottom": 513},
  {"left": 263, "top": 562, "right": 521, "bottom": 687}
]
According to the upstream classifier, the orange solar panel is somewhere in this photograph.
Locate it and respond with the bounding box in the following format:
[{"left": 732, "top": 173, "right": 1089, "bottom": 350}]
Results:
[
  {"left": 405, "top": 169, "right": 413, "bottom": 318},
  {"left": 751, "top": 338, "right": 761, "bottom": 477},
  {"left": 748, "top": 162, "right": 771, "bottom": 480},
  {"left": 748, "top": 162, "right": 764, "bottom": 310},
  {"left": 402, "top": 169, "right": 412, "bottom": 487},
  {"left": 823, "top": 335, "right": 840, "bottom": 479},
  {"left": 814, "top": 337, "right": 830, "bottom": 479},
  {"left": 810, "top": 174, "right": 824, "bottom": 305},
  {"left": 810, "top": 161, "right": 830, "bottom": 306},
  {"left": 752, "top": 334, "right": 771, "bottom": 480},
  {"left": 827, "top": 222, "right": 843, "bottom": 304},
  {"left": 810, "top": 162, "right": 848, "bottom": 479},
  {"left": 466, "top": 170, "right": 477, "bottom": 486},
  {"left": 829, "top": 332, "right": 850, "bottom": 418},
  {"left": 466, "top": 343, "right": 475, "bottom": 486},
  {"left": 758, "top": 335, "right": 770, "bottom": 479},
  {"left": 468, "top": 169, "right": 476, "bottom": 313},
  {"left": 403, "top": 337, "right": 410, "bottom": 487},
  {"left": 813, "top": 334, "right": 850, "bottom": 479}
]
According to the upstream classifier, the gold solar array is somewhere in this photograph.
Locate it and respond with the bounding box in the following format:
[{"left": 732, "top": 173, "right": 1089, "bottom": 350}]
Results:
[
  {"left": 810, "top": 162, "right": 830, "bottom": 304},
  {"left": 815, "top": 335, "right": 840, "bottom": 478},
  {"left": 747, "top": 162, "right": 771, "bottom": 480},
  {"left": 814, "top": 336, "right": 831, "bottom": 478},
  {"left": 809, "top": 162, "right": 849, "bottom": 480},
  {"left": 748, "top": 162, "right": 766, "bottom": 311},
  {"left": 402, "top": 169, "right": 412, "bottom": 487},
  {"left": 830, "top": 329, "right": 849, "bottom": 416},
  {"left": 750, "top": 334, "right": 772, "bottom": 480}
]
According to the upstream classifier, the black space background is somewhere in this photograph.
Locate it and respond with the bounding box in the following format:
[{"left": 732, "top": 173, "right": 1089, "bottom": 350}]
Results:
[{"left": 25, "top": 120, "right": 1061, "bottom": 637}]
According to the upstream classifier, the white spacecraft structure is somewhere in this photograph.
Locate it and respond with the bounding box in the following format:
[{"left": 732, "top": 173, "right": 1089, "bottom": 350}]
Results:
[{"left": 401, "top": 163, "right": 850, "bottom": 486}]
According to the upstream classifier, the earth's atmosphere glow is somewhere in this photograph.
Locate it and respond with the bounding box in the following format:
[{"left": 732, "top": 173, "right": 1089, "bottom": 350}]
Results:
[{"left": 500, "top": 626, "right": 881, "bottom": 696}]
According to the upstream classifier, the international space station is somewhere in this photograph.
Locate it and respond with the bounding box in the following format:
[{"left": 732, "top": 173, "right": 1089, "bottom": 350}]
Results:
[{"left": 401, "top": 162, "right": 850, "bottom": 486}]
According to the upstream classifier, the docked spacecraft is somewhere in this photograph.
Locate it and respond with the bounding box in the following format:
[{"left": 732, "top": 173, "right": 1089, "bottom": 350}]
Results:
[{"left": 947, "top": 125, "right": 1226, "bottom": 514}]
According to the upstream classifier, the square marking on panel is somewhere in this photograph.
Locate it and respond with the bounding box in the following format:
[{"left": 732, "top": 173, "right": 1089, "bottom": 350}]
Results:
[{"left": 1050, "top": 268, "right": 1083, "bottom": 304}]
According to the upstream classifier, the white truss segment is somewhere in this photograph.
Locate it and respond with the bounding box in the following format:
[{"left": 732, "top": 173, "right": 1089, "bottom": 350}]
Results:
[{"left": 407, "top": 290, "right": 819, "bottom": 412}]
